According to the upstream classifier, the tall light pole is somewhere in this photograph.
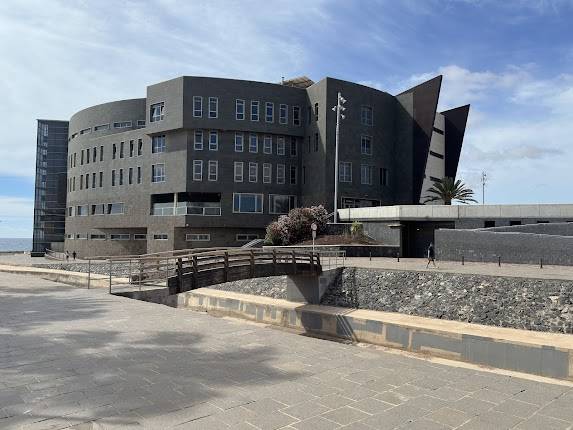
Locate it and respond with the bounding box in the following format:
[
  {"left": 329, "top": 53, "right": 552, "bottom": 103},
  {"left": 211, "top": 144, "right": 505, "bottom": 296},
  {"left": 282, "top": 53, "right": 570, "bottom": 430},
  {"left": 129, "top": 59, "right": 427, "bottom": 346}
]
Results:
[
  {"left": 481, "top": 171, "right": 487, "bottom": 205},
  {"left": 332, "top": 92, "right": 346, "bottom": 223}
]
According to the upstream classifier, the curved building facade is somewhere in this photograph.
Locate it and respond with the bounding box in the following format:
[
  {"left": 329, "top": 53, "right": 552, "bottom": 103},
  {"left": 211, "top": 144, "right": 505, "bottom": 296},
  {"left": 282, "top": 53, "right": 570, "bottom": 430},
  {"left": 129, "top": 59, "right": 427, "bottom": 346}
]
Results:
[{"left": 58, "top": 75, "right": 469, "bottom": 257}]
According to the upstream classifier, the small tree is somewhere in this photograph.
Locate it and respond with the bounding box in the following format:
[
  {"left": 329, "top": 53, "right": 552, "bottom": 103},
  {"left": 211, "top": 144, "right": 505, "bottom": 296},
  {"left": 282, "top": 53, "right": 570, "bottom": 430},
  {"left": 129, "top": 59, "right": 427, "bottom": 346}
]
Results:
[
  {"left": 424, "top": 177, "right": 477, "bottom": 205},
  {"left": 265, "top": 205, "right": 328, "bottom": 245}
]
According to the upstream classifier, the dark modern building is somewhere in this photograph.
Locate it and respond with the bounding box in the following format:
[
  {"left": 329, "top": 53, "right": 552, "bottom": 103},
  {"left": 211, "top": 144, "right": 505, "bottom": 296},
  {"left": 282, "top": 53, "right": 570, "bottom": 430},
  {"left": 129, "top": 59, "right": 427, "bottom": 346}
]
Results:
[
  {"left": 34, "top": 75, "right": 469, "bottom": 257},
  {"left": 32, "top": 120, "right": 69, "bottom": 256}
]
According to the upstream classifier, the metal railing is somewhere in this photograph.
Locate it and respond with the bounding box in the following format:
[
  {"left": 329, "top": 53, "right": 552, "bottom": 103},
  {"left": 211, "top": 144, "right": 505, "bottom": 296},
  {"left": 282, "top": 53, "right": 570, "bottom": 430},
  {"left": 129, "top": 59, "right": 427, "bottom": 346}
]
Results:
[
  {"left": 101, "top": 248, "right": 323, "bottom": 294},
  {"left": 45, "top": 248, "right": 66, "bottom": 261}
]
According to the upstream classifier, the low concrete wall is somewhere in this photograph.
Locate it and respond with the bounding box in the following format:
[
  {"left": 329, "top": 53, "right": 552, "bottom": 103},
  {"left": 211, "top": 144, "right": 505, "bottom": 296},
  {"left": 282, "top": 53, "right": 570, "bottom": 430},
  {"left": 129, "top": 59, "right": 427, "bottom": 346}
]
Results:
[
  {"left": 265, "top": 245, "right": 399, "bottom": 258},
  {"left": 179, "top": 288, "right": 573, "bottom": 381},
  {"left": 0, "top": 264, "right": 112, "bottom": 288},
  {"left": 115, "top": 287, "right": 178, "bottom": 307},
  {"left": 436, "top": 229, "right": 573, "bottom": 265},
  {"left": 482, "top": 222, "right": 573, "bottom": 236}
]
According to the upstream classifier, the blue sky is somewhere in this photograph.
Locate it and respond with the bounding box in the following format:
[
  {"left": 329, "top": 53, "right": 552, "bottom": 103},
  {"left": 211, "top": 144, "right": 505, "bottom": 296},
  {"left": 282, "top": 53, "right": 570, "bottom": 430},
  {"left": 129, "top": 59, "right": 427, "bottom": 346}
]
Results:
[{"left": 1, "top": 0, "right": 573, "bottom": 237}]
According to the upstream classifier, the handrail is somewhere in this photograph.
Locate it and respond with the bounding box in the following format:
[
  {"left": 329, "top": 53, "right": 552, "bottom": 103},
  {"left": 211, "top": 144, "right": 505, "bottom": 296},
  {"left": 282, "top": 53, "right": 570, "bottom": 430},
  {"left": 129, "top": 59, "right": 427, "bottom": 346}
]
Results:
[{"left": 45, "top": 248, "right": 66, "bottom": 261}]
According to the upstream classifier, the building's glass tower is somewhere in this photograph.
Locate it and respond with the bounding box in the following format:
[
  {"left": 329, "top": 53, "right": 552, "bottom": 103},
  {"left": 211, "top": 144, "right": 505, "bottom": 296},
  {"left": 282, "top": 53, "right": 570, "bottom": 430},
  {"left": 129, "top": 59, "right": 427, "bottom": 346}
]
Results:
[{"left": 32, "top": 120, "right": 69, "bottom": 256}]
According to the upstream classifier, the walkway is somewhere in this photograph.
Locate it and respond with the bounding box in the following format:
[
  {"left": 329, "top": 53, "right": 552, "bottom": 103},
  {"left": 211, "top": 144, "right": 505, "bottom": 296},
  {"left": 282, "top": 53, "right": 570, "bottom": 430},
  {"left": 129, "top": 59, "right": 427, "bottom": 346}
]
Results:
[
  {"left": 345, "top": 257, "right": 573, "bottom": 281},
  {"left": 1, "top": 273, "right": 572, "bottom": 429}
]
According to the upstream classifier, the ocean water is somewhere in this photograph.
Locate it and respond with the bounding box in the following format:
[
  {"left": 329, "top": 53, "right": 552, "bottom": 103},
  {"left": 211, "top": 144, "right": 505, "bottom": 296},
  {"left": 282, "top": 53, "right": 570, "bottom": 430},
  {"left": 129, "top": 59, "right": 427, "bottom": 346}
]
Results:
[{"left": 0, "top": 238, "right": 32, "bottom": 252}]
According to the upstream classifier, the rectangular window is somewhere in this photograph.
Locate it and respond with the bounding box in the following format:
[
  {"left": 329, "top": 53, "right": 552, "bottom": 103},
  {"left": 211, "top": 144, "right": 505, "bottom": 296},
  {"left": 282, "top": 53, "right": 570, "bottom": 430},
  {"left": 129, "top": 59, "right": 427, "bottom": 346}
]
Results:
[
  {"left": 99, "top": 171, "right": 103, "bottom": 187},
  {"left": 112, "top": 144, "right": 117, "bottom": 159},
  {"left": 279, "top": 104, "right": 288, "bottom": 124},
  {"left": 85, "top": 174, "right": 89, "bottom": 188},
  {"left": 290, "top": 137, "right": 297, "bottom": 157},
  {"left": 236, "top": 99, "right": 245, "bottom": 120},
  {"left": 67, "top": 206, "right": 73, "bottom": 217},
  {"left": 86, "top": 148, "right": 90, "bottom": 164},
  {"left": 263, "top": 135, "right": 272, "bottom": 154},
  {"left": 94, "top": 124, "right": 109, "bottom": 132},
  {"left": 150, "top": 102, "right": 164, "bottom": 122},
  {"left": 73, "top": 153, "right": 77, "bottom": 167},
  {"left": 152, "top": 135, "right": 166, "bottom": 153},
  {"left": 236, "top": 234, "right": 259, "bottom": 242},
  {"left": 93, "top": 147, "right": 97, "bottom": 163},
  {"left": 92, "top": 172, "right": 96, "bottom": 188},
  {"left": 152, "top": 164, "right": 165, "bottom": 183},
  {"left": 76, "top": 205, "right": 88, "bottom": 216},
  {"left": 137, "top": 120, "right": 146, "bottom": 127},
  {"left": 128, "top": 167, "right": 133, "bottom": 185},
  {"left": 277, "top": 164, "right": 285, "bottom": 184},
  {"left": 79, "top": 175, "right": 83, "bottom": 190},
  {"left": 290, "top": 165, "right": 297, "bottom": 185},
  {"left": 293, "top": 106, "right": 301, "bottom": 126},
  {"left": 194, "top": 130, "right": 204, "bottom": 150},
  {"left": 137, "top": 166, "right": 141, "bottom": 184},
  {"left": 265, "top": 102, "right": 274, "bottom": 123},
  {"left": 119, "top": 168, "right": 124, "bottom": 185},
  {"left": 137, "top": 139, "right": 142, "bottom": 156},
  {"left": 72, "top": 176, "right": 75, "bottom": 191},
  {"left": 81, "top": 150, "right": 84, "bottom": 165},
  {"left": 110, "top": 234, "right": 130, "bottom": 241},
  {"left": 381, "top": 168, "right": 389, "bottom": 186},
  {"left": 361, "top": 135, "right": 372, "bottom": 155},
  {"left": 234, "top": 133, "right": 244, "bottom": 152},
  {"left": 361, "top": 105, "right": 373, "bottom": 126},
  {"left": 269, "top": 194, "right": 296, "bottom": 214},
  {"left": 429, "top": 150, "right": 444, "bottom": 159},
  {"left": 361, "top": 164, "right": 373, "bottom": 185},
  {"left": 76, "top": 233, "right": 87, "bottom": 240},
  {"left": 134, "top": 234, "right": 147, "bottom": 240},
  {"left": 249, "top": 134, "right": 258, "bottom": 153},
  {"left": 91, "top": 204, "right": 105, "bottom": 216},
  {"left": 339, "top": 162, "right": 352, "bottom": 183},
  {"left": 314, "top": 133, "right": 319, "bottom": 152},
  {"left": 120, "top": 141, "right": 124, "bottom": 158},
  {"left": 209, "top": 131, "right": 218, "bottom": 151},
  {"left": 263, "top": 163, "right": 272, "bottom": 184},
  {"left": 234, "top": 162, "right": 243, "bottom": 182},
  {"left": 208, "top": 97, "right": 218, "bottom": 118},
  {"left": 193, "top": 160, "right": 203, "bottom": 181},
  {"left": 129, "top": 140, "right": 134, "bottom": 157},
  {"left": 248, "top": 162, "right": 258, "bottom": 183},
  {"left": 314, "top": 103, "right": 319, "bottom": 121},
  {"left": 107, "top": 203, "right": 124, "bottom": 215},
  {"left": 113, "top": 121, "right": 132, "bottom": 129},
  {"left": 153, "top": 234, "right": 168, "bottom": 240},
  {"left": 277, "top": 136, "right": 285, "bottom": 155},
  {"left": 193, "top": 96, "right": 203, "bottom": 117},
  {"left": 233, "top": 193, "right": 263, "bottom": 213},
  {"left": 208, "top": 160, "right": 218, "bottom": 181},
  {"left": 251, "top": 101, "right": 259, "bottom": 121},
  {"left": 186, "top": 233, "right": 211, "bottom": 242}
]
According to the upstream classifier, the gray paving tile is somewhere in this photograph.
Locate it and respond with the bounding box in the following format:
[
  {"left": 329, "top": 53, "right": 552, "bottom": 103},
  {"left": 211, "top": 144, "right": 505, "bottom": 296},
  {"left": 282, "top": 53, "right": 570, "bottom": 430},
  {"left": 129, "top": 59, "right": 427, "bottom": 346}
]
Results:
[
  {"left": 321, "top": 406, "right": 370, "bottom": 426},
  {"left": 317, "top": 394, "right": 355, "bottom": 409},
  {"left": 468, "top": 388, "right": 510, "bottom": 404},
  {"left": 291, "top": 415, "right": 341, "bottom": 430},
  {"left": 246, "top": 411, "right": 298, "bottom": 430},
  {"left": 426, "top": 407, "right": 472, "bottom": 428},
  {"left": 360, "top": 404, "right": 428, "bottom": 429},
  {"left": 350, "top": 397, "right": 393, "bottom": 415},
  {"left": 374, "top": 391, "right": 408, "bottom": 406},
  {"left": 406, "top": 418, "right": 451, "bottom": 430},
  {"left": 515, "top": 413, "right": 571, "bottom": 430},
  {"left": 450, "top": 397, "right": 496, "bottom": 416},
  {"left": 429, "top": 386, "right": 469, "bottom": 401},
  {"left": 281, "top": 400, "right": 332, "bottom": 420},
  {"left": 538, "top": 398, "right": 573, "bottom": 422},
  {"left": 457, "top": 411, "right": 524, "bottom": 429},
  {"left": 243, "top": 398, "right": 287, "bottom": 415},
  {"left": 493, "top": 398, "right": 538, "bottom": 419}
]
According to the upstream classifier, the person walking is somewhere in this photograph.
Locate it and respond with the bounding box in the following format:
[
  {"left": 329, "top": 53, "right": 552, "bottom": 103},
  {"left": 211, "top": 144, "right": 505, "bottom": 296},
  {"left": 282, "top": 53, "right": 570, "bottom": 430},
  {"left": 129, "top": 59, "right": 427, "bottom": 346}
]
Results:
[
  {"left": 72, "top": 251, "right": 77, "bottom": 261},
  {"left": 426, "top": 242, "right": 436, "bottom": 268},
  {"left": 65, "top": 251, "right": 70, "bottom": 262}
]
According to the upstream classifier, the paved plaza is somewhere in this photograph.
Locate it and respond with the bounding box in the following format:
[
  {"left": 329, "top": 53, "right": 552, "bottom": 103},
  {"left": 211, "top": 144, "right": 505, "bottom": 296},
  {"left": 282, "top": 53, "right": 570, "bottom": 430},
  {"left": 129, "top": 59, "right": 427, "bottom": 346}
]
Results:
[{"left": 1, "top": 272, "right": 573, "bottom": 429}]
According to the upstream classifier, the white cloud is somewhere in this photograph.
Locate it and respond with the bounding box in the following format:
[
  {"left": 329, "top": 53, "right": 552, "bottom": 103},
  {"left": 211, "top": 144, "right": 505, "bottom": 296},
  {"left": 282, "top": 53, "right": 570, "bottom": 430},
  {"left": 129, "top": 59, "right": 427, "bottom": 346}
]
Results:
[{"left": 0, "top": 0, "right": 330, "bottom": 179}]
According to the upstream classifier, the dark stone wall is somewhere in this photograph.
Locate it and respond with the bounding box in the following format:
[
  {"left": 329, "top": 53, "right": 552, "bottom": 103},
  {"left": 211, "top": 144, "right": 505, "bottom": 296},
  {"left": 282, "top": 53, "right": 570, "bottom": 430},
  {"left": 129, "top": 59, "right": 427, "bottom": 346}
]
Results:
[{"left": 435, "top": 228, "right": 573, "bottom": 265}]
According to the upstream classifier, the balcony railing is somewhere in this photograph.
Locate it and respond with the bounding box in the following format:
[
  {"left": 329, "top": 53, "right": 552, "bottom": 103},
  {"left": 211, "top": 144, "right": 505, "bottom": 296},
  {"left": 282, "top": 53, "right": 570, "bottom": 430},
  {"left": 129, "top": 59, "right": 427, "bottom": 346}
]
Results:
[{"left": 152, "top": 206, "right": 221, "bottom": 216}]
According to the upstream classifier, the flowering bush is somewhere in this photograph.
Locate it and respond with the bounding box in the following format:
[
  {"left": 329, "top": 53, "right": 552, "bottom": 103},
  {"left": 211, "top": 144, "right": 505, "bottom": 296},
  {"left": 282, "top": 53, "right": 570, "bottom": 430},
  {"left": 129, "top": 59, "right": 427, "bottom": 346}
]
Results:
[{"left": 265, "top": 205, "right": 328, "bottom": 245}]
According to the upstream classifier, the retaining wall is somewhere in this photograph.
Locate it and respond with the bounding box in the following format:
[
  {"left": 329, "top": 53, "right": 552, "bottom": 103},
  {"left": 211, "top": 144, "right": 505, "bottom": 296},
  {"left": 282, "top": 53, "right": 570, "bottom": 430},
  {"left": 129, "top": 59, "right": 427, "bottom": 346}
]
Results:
[
  {"left": 179, "top": 288, "right": 573, "bottom": 381},
  {"left": 436, "top": 229, "right": 573, "bottom": 266}
]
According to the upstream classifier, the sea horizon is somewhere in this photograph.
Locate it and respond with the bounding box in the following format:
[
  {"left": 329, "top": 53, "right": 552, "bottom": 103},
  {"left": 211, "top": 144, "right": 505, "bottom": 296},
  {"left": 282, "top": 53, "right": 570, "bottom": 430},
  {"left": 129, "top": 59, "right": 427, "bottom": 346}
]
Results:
[{"left": 0, "top": 238, "right": 32, "bottom": 252}]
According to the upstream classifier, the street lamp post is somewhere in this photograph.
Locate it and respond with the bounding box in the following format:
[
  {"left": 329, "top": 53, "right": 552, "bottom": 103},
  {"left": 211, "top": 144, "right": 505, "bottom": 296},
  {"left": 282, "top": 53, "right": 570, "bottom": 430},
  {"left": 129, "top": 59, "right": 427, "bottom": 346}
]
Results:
[
  {"left": 481, "top": 171, "right": 487, "bottom": 205},
  {"left": 332, "top": 92, "right": 346, "bottom": 223}
]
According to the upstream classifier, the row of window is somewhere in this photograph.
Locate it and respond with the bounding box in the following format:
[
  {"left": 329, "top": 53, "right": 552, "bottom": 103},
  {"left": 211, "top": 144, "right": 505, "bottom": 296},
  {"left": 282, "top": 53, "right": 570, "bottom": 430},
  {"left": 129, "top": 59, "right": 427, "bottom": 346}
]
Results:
[
  {"left": 339, "top": 162, "right": 390, "bottom": 186},
  {"left": 69, "top": 139, "right": 145, "bottom": 168},
  {"left": 69, "top": 203, "right": 124, "bottom": 217},
  {"left": 70, "top": 120, "right": 146, "bottom": 141},
  {"left": 68, "top": 166, "right": 143, "bottom": 191},
  {"left": 66, "top": 232, "right": 259, "bottom": 242}
]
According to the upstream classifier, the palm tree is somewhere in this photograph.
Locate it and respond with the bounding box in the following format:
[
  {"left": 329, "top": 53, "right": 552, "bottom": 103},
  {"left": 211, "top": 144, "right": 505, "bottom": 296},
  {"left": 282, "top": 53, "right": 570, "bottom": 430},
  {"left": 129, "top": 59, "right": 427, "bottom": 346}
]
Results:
[{"left": 423, "top": 177, "right": 477, "bottom": 205}]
